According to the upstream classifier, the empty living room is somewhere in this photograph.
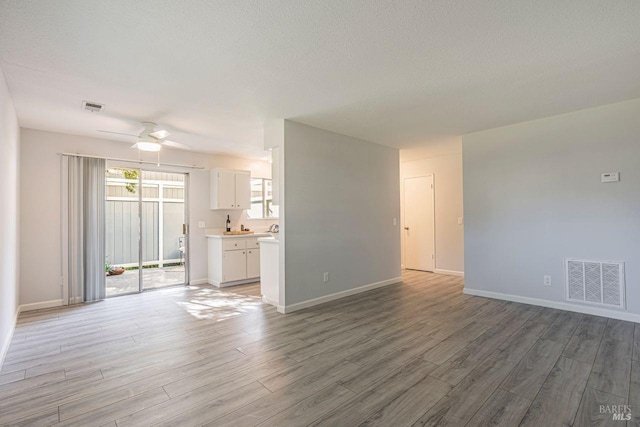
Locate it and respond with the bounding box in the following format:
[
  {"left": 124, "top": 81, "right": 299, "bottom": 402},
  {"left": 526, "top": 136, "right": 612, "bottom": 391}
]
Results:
[{"left": 0, "top": 1, "right": 639, "bottom": 426}]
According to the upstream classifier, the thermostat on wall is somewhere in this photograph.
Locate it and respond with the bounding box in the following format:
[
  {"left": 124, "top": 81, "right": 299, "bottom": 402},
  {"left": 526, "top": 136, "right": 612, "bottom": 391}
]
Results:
[{"left": 601, "top": 172, "right": 620, "bottom": 183}]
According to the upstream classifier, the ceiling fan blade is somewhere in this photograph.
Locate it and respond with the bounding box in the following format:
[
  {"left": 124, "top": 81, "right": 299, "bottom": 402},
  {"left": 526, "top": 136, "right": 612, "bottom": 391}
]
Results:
[
  {"left": 162, "top": 140, "right": 192, "bottom": 150},
  {"left": 150, "top": 129, "right": 170, "bottom": 140},
  {"left": 98, "top": 130, "right": 138, "bottom": 137}
]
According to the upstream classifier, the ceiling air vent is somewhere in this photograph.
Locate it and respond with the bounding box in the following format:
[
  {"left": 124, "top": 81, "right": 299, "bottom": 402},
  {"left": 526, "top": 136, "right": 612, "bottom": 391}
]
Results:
[
  {"left": 566, "top": 259, "right": 625, "bottom": 309},
  {"left": 82, "top": 101, "right": 104, "bottom": 113}
]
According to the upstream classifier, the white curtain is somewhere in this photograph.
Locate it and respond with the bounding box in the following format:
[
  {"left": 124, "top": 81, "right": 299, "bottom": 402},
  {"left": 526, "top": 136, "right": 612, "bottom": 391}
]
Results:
[{"left": 67, "top": 156, "right": 106, "bottom": 303}]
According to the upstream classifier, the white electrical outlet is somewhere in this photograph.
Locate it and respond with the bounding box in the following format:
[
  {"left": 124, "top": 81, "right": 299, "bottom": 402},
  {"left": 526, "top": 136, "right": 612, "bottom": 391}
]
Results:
[
  {"left": 198, "top": 221, "right": 206, "bottom": 228},
  {"left": 393, "top": 218, "right": 397, "bottom": 226},
  {"left": 323, "top": 272, "right": 329, "bottom": 283},
  {"left": 544, "top": 275, "right": 552, "bottom": 286}
]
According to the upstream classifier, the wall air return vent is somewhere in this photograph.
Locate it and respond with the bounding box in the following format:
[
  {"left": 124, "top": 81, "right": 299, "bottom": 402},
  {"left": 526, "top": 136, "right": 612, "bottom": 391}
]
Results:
[
  {"left": 82, "top": 101, "right": 104, "bottom": 113},
  {"left": 566, "top": 259, "right": 625, "bottom": 309}
]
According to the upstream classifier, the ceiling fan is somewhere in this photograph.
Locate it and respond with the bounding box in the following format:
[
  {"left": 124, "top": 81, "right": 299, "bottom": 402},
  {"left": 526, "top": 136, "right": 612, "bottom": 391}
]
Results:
[{"left": 98, "top": 122, "right": 192, "bottom": 152}]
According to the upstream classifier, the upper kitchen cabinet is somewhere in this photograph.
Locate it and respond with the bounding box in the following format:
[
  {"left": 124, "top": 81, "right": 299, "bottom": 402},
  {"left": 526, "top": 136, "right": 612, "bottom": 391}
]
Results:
[{"left": 210, "top": 169, "right": 251, "bottom": 210}]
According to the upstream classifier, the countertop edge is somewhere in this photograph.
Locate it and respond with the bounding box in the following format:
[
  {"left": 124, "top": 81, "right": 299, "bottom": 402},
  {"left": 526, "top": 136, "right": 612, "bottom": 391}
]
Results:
[
  {"left": 206, "top": 233, "right": 273, "bottom": 239},
  {"left": 258, "top": 237, "right": 279, "bottom": 244}
]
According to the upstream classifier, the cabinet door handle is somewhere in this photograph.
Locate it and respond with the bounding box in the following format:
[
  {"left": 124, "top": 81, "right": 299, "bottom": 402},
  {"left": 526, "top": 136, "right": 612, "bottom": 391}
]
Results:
[{"left": 243, "top": 251, "right": 245, "bottom": 254}]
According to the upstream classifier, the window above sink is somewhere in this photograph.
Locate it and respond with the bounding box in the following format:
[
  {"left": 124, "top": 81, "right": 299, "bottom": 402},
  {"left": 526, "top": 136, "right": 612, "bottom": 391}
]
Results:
[{"left": 247, "top": 178, "right": 279, "bottom": 219}]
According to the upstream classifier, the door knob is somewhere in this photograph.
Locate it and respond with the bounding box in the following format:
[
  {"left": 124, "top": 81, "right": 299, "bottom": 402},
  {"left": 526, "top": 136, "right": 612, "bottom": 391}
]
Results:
[{"left": 404, "top": 227, "right": 409, "bottom": 230}]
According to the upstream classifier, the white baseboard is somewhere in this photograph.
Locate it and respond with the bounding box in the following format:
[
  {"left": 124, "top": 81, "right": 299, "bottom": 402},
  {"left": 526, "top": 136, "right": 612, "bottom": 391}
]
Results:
[
  {"left": 19, "top": 299, "right": 64, "bottom": 312},
  {"left": 0, "top": 305, "right": 21, "bottom": 371},
  {"left": 189, "top": 278, "right": 209, "bottom": 285},
  {"left": 434, "top": 269, "right": 464, "bottom": 277},
  {"left": 463, "top": 287, "right": 640, "bottom": 323},
  {"left": 277, "top": 277, "right": 402, "bottom": 314}
]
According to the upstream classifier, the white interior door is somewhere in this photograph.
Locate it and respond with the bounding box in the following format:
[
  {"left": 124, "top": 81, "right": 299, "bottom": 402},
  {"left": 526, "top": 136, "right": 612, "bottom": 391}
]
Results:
[{"left": 404, "top": 176, "right": 435, "bottom": 271}]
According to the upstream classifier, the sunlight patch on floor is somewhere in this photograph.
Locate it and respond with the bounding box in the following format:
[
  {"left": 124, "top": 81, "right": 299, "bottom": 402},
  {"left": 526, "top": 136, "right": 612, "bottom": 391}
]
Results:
[{"left": 175, "top": 287, "right": 263, "bottom": 320}]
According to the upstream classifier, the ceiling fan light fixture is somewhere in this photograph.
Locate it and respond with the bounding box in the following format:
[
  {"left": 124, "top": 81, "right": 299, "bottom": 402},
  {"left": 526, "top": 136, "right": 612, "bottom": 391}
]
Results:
[{"left": 134, "top": 141, "right": 162, "bottom": 152}]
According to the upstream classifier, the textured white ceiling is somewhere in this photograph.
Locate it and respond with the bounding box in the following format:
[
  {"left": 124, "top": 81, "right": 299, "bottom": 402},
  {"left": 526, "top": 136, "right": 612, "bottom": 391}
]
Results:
[{"left": 0, "top": 0, "right": 639, "bottom": 158}]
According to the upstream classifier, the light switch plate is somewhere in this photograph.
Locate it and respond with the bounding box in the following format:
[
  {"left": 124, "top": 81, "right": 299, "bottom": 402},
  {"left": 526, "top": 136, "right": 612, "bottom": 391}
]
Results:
[
  {"left": 457, "top": 217, "right": 463, "bottom": 225},
  {"left": 601, "top": 172, "right": 620, "bottom": 183}
]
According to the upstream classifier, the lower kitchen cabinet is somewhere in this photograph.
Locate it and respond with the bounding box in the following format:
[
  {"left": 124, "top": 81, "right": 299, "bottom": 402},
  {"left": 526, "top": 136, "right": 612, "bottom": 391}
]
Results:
[
  {"left": 223, "top": 249, "right": 248, "bottom": 282},
  {"left": 206, "top": 234, "right": 270, "bottom": 287},
  {"left": 246, "top": 248, "right": 260, "bottom": 279}
]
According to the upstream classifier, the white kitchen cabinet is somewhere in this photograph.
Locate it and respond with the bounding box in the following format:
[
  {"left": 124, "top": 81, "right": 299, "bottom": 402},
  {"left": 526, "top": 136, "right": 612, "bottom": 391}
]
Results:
[
  {"left": 223, "top": 249, "right": 247, "bottom": 282},
  {"left": 246, "top": 248, "right": 260, "bottom": 279},
  {"left": 210, "top": 169, "right": 251, "bottom": 210},
  {"left": 206, "top": 233, "right": 271, "bottom": 287},
  {"left": 234, "top": 172, "right": 251, "bottom": 210}
]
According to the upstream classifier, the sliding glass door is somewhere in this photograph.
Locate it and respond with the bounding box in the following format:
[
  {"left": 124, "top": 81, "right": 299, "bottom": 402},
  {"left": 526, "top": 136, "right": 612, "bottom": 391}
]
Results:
[{"left": 105, "top": 167, "right": 188, "bottom": 297}]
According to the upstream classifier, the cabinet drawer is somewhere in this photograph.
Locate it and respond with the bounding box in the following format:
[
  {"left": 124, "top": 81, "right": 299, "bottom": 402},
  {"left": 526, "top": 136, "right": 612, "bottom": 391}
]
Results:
[
  {"left": 223, "top": 239, "right": 246, "bottom": 251},
  {"left": 246, "top": 237, "right": 261, "bottom": 248}
]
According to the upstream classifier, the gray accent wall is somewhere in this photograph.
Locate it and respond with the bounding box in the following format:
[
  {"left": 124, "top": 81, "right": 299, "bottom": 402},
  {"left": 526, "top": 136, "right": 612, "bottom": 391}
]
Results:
[
  {"left": 463, "top": 98, "right": 640, "bottom": 316},
  {"left": 283, "top": 121, "right": 402, "bottom": 305}
]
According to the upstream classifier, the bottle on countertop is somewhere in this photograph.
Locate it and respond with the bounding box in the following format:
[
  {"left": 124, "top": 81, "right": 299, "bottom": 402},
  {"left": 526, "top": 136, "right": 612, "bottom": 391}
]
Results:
[{"left": 226, "top": 215, "right": 231, "bottom": 232}]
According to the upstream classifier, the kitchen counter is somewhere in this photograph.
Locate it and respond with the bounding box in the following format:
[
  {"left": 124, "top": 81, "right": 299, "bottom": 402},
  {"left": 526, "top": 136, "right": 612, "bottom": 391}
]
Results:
[
  {"left": 206, "top": 232, "right": 272, "bottom": 239},
  {"left": 206, "top": 232, "right": 270, "bottom": 287},
  {"left": 258, "top": 236, "right": 279, "bottom": 244}
]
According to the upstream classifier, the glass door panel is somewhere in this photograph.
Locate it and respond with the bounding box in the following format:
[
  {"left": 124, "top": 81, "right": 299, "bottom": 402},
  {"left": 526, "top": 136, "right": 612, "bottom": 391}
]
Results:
[
  {"left": 105, "top": 167, "right": 142, "bottom": 296},
  {"left": 141, "top": 170, "right": 187, "bottom": 290}
]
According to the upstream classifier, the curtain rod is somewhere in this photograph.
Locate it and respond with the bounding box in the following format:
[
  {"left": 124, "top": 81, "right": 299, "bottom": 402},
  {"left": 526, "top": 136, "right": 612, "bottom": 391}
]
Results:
[{"left": 59, "top": 152, "right": 206, "bottom": 170}]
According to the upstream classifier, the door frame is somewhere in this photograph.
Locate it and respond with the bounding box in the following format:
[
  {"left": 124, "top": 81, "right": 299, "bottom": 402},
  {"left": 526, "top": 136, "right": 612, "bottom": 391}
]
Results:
[{"left": 402, "top": 174, "right": 436, "bottom": 272}]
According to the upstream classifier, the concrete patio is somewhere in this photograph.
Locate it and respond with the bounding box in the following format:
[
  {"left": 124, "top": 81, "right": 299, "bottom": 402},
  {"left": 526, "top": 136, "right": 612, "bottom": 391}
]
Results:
[{"left": 106, "top": 265, "right": 186, "bottom": 296}]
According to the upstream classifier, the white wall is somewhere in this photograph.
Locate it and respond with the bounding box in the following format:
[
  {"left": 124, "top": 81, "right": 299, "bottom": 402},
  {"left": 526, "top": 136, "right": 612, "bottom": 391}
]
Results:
[
  {"left": 283, "top": 121, "right": 401, "bottom": 307},
  {"left": 263, "top": 119, "right": 286, "bottom": 305},
  {"left": 0, "top": 65, "right": 20, "bottom": 367},
  {"left": 19, "top": 128, "right": 275, "bottom": 307},
  {"left": 400, "top": 142, "right": 464, "bottom": 274},
  {"left": 399, "top": 136, "right": 462, "bottom": 163},
  {"left": 463, "top": 98, "right": 640, "bottom": 319}
]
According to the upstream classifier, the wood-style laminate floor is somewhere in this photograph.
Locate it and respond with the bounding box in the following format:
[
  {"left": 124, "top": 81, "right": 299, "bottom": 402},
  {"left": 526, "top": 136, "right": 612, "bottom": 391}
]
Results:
[{"left": 1, "top": 270, "right": 638, "bottom": 426}]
